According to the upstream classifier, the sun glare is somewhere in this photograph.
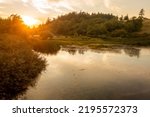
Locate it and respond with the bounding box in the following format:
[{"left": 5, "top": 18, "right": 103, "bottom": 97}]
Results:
[{"left": 22, "top": 16, "right": 39, "bottom": 26}]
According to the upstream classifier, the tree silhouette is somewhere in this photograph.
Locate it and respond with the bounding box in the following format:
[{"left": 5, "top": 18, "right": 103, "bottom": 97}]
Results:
[
  {"left": 124, "top": 15, "right": 129, "bottom": 21},
  {"left": 139, "top": 9, "right": 144, "bottom": 19}
]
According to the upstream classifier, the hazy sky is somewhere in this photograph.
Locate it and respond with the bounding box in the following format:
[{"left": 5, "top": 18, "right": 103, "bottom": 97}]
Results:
[{"left": 0, "top": 0, "right": 150, "bottom": 22}]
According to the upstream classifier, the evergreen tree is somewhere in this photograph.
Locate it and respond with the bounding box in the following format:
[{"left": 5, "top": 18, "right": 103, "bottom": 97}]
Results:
[{"left": 139, "top": 9, "right": 144, "bottom": 19}]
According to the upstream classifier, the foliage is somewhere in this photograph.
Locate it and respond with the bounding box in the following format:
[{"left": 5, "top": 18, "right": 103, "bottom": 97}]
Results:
[
  {"left": 36, "top": 11, "right": 144, "bottom": 38},
  {"left": 0, "top": 34, "right": 46, "bottom": 99},
  {"left": 0, "top": 14, "right": 29, "bottom": 37},
  {"left": 124, "top": 15, "right": 129, "bottom": 21},
  {"left": 139, "top": 9, "right": 144, "bottom": 19},
  {"left": 29, "top": 38, "right": 60, "bottom": 55},
  {"left": 111, "top": 29, "right": 128, "bottom": 37},
  {"left": 0, "top": 10, "right": 146, "bottom": 39},
  {"left": 125, "top": 18, "right": 143, "bottom": 32}
]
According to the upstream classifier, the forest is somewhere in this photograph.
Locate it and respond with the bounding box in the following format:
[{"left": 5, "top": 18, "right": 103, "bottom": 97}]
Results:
[
  {"left": 0, "top": 9, "right": 149, "bottom": 41},
  {"left": 35, "top": 9, "right": 147, "bottom": 39}
]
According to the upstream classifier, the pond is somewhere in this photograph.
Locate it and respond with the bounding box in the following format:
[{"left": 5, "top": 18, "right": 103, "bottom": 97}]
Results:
[{"left": 21, "top": 46, "right": 150, "bottom": 100}]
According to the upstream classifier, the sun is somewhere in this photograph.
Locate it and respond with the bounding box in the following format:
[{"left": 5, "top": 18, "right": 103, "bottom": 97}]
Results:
[{"left": 22, "top": 16, "right": 39, "bottom": 26}]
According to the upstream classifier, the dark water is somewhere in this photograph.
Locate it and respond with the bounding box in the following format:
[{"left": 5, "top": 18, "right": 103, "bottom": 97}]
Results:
[{"left": 19, "top": 46, "right": 150, "bottom": 100}]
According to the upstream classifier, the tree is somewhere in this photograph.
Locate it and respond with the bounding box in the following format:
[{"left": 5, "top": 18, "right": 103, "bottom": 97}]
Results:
[
  {"left": 124, "top": 15, "right": 129, "bottom": 21},
  {"left": 9, "top": 14, "right": 23, "bottom": 24},
  {"left": 119, "top": 15, "right": 123, "bottom": 21},
  {"left": 125, "top": 18, "right": 142, "bottom": 32},
  {"left": 46, "top": 17, "right": 51, "bottom": 25},
  {"left": 0, "top": 14, "right": 29, "bottom": 37},
  {"left": 139, "top": 9, "right": 144, "bottom": 19}
]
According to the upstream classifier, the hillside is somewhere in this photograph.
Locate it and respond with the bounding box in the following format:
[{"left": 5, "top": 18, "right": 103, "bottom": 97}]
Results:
[
  {"left": 37, "top": 12, "right": 144, "bottom": 38},
  {"left": 141, "top": 18, "right": 150, "bottom": 34}
]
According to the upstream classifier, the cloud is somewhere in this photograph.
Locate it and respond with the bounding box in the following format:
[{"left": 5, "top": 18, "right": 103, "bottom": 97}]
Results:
[
  {"left": 22, "top": 0, "right": 29, "bottom": 3},
  {"left": 30, "top": 0, "right": 74, "bottom": 14},
  {"left": 0, "top": 0, "right": 150, "bottom": 21},
  {"left": 0, "top": 0, "right": 5, "bottom": 3},
  {"left": 104, "top": 0, "right": 110, "bottom": 8},
  {"left": 0, "top": 0, "right": 120, "bottom": 19},
  {"left": 83, "top": 0, "right": 95, "bottom": 7},
  {"left": 0, "top": 0, "right": 75, "bottom": 18},
  {"left": 104, "top": 0, "right": 121, "bottom": 13},
  {"left": 48, "top": 0, "right": 61, "bottom": 1}
]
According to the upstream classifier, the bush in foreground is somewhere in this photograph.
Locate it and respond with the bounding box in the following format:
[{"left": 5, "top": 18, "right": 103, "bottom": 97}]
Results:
[{"left": 0, "top": 34, "right": 46, "bottom": 99}]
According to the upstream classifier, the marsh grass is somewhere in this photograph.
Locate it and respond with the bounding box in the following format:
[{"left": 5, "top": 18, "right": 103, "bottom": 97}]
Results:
[{"left": 0, "top": 34, "right": 46, "bottom": 99}]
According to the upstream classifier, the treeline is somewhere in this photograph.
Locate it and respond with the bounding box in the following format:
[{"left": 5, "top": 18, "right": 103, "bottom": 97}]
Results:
[
  {"left": 0, "top": 9, "right": 145, "bottom": 39},
  {"left": 37, "top": 9, "right": 144, "bottom": 38}
]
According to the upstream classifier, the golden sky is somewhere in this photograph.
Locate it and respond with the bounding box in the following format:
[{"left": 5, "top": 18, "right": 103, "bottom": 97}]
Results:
[{"left": 0, "top": 0, "right": 150, "bottom": 23}]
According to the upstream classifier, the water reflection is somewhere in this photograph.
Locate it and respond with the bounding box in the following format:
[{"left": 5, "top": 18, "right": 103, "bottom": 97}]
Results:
[
  {"left": 124, "top": 48, "right": 140, "bottom": 58},
  {"left": 3, "top": 41, "right": 145, "bottom": 99},
  {"left": 33, "top": 43, "right": 141, "bottom": 58},
  {"left": 61, "top": 46, "right": 87, "bottom": 55},
  {"left": 0, "top": 75, "right": 40, "bottom": 99},
  {"left": 22, "top": 47, "right": 150, "bottom": 100},
  {"left": 32, "top": 41, "right": 61, "bottom": 55},
  {"left": 0, "top": 53, "right": 46, "bottom": 99},
  {"left": 62, "top": 46, "right": 141, "bottom": 58}
]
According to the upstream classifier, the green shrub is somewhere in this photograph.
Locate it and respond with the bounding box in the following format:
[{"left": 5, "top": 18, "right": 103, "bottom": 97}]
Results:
[{"left": 0, "top": 34, "right": 46, "bottom": 99}]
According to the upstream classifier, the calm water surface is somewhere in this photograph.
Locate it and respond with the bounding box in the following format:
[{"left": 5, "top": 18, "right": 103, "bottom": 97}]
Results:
[{"left": 22, "top": 47, "right": 150, "bottom": 99}]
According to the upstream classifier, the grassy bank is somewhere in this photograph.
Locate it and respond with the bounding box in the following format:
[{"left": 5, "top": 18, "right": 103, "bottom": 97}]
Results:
[
  {"left": 29, "top": 35, "right": 150, "bottom": 51},
  {"left": 0, "top": 34, "right": 46, "bottom": 99}
]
